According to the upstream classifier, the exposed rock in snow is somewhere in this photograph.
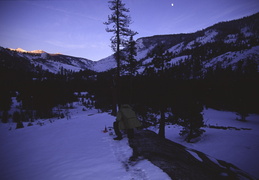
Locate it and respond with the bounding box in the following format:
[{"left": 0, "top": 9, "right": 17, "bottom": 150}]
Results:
[
  {"left": 129, "top": 130, "right": 255, "bottom": 180},
  {"left": 185, "top": 29, "right": 218, "bottom": 49},
  {"left": 41, "top": 52, "right": 49, "bottom": 59},
  {"left": 204, "top": 46, "right": 259, "bottom": 69}
]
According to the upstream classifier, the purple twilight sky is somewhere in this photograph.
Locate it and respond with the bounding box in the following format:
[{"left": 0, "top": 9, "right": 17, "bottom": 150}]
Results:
[{"left": 0, "top": 0, "right": 258, "bottom": 61}]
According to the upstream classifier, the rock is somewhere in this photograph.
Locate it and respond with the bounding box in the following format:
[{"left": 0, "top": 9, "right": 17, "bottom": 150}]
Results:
[
  {"left": 129, "top": 130, "right": 255, "bottom": 180},
  {"left": 16, "top": 121, "right": 24, "bottom": 129}
]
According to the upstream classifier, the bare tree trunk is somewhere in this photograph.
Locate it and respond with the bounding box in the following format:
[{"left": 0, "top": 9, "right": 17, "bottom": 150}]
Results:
[
  {"left": 111, "top": 84, "right": 117, "bottom": 116},
  {"left": 158, "top": 107, "right": 165, "bottom": 138}
]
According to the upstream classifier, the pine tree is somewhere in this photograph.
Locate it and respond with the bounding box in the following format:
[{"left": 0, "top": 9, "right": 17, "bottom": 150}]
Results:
[
  {"left": 104, "top": 0, "right": 136, "bottom": 113},
  {"left": 151, "top": 45, "right": 173, "bottom": 138},
  {"left": 126, "top": 35, "right": 138, "bottom": 104},
  {"left": 172, "top": 96, "right": 205, "bottom": 143},
  {"left": 127, "top": 35, "right": 138, "bottom": 76}
]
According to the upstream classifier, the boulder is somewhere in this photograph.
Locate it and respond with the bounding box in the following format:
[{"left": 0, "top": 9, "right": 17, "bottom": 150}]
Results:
[{"left": 129, "top": 130, "right": 255, "bottom": 180}]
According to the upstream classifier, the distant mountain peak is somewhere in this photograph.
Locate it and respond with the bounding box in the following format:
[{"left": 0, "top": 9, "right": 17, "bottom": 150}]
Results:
[
  {"left": 29, "top": 50, "right": 46, "bottom": 54},
  {"left": 9, "top": 48, "right": 46, "bottom": 54},
  {"left": 10, "top": 48, "right": 27, "bottom": 53}
]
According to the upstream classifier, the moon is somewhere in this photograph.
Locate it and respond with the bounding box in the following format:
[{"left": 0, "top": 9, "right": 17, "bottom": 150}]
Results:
[{"left": 171, "top": 3, "right": 174, "bottom": 6}]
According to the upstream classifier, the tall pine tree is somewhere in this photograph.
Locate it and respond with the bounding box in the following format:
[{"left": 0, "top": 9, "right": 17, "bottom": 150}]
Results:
[
  {"left": 151, "top": 44, "right": 173, "bottom": 138},
  {"left": 104, "top": 0, "right": 136, "bottom": 113},
  {"left": 126, "top": 35, "right": 138, "bottom": 104}
]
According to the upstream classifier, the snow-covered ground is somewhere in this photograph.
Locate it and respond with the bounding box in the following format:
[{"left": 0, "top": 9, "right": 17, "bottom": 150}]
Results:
[
  {"left": 0, "top": 106, "right": 170, "bottom": 180},
  {"left": 164, "top": 108, "right": 259, "bottom": 179},
  {"left": 1, "top": 105, "right": 259, "bottom": 179}
]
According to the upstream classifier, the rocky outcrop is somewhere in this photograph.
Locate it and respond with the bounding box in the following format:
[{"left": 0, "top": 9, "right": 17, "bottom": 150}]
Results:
[{"left": 129, "top": 130, "right": 255, "bottom": 180}]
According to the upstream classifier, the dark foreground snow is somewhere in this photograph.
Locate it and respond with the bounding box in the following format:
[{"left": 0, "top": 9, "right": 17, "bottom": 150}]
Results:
[{"left": 0, "top": 106, "right": 259, "bottom": 179}]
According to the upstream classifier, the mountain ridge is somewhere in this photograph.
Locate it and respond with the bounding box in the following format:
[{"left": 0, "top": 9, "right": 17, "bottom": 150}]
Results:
[
  {"left": 9, "top": 48, "right": 48, "bottom": 54},
  {"left": 1, "top": 12, "right": 258, "bottom": 74}
]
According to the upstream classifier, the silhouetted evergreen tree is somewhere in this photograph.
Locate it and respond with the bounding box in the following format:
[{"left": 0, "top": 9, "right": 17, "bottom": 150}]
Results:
[
  {"left": 172, "top": 94, "right": 205, "bottom": 143},
  {"left": 104, "top": 0, "right": 137, "bottom": 114},
  {"left": 150, "top": 44, "right": 173, "bottom": 138},
  {"left": 125, "top": 35, "right": 138, "bottom": 104}
]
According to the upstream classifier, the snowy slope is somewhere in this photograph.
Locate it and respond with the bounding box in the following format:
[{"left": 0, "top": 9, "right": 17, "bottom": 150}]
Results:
[
  {"left": 204, "top": 45, "right": 259, "bottom": 69},
  {"left": 93, "top": 29, "right": 259, "bottom": 73},
  {"left": 91, "top": 55, "right": 116, "bottom": 73},
  {"left": 93, "top": 13, "right": 259, "bottom": 73},
  {"left": 185, "top": 29, "right": 218, "bottom": 49},
  {"left": 163, "top": 108, "right": 259, "bottom": 178},
  {"left": 1, "top": 103, "right": 259, "bottom": 179},
  {"left": 2, "top": 48, "right": 94, "bottom": 74},
  {"left": 0, "top": 106, "right": 170, "bottom": 180}
]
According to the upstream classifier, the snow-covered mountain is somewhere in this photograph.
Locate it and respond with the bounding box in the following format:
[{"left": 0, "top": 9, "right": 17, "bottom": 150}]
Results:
[
  {"left": 0, "top": 47, "right": 95, "bottom": 73},
  {"left": 9, "top": 48, "right": 47, "bottom": 54},
  {"left": 96, "top": 12, "right": 259, "bottom": 74},
  {"left": 0, "top": 12, "right": 258, "bottom": 74},
  {"left": 0, "top": 46, "right": 117, "bottom": 74}
]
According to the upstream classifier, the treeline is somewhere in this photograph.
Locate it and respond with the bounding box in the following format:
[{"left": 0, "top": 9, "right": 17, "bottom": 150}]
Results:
[
  {"left": 128, "top": 75, "right": 259, "bottom": 114},
  {"left": 93, "top": 68, "right": 258, "bottom": 141},
  {"left": 1, "top": 55, "right": 258, "bottom": 142},
  {"left": 0, "top": 66, "right": 96, "bottom": 122},
  {"left": 1, "top": 49, "right": 258, "bottom": 140},
  {"left": 80, "top": 60, "right": 251, "bottom": 141}
]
